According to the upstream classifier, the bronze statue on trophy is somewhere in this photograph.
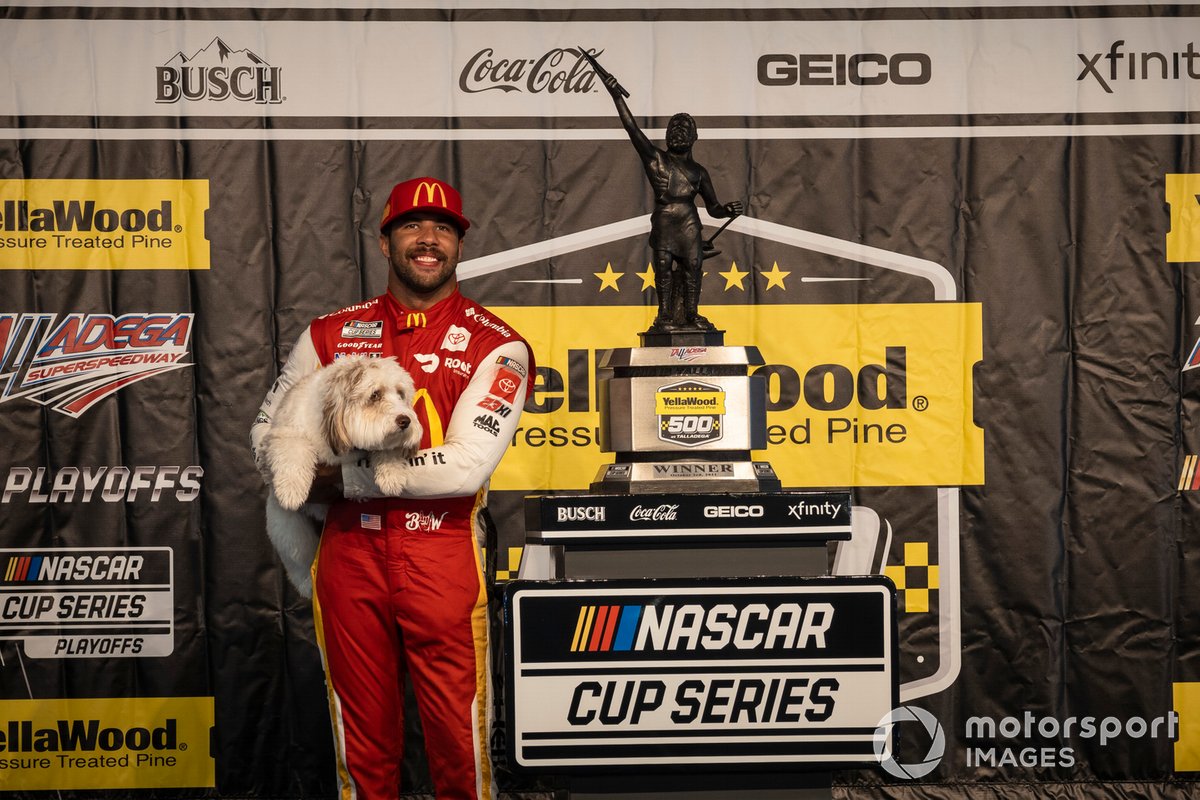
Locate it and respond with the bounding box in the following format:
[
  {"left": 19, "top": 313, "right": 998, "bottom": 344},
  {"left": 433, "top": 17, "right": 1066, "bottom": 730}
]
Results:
[{"left": 583, "top": 49, "right": 744, "bottom": 334}]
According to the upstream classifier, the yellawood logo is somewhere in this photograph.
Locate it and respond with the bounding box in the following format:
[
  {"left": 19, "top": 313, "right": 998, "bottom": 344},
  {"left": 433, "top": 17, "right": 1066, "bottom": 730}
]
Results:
[
  {"left": 488, "top": 303, "right": 983, "bottom": 490},
  {"left": 0, "top": 697, "right": 214, "bottom": 790},
  {"left": 0, "top": 180, "right": 210, "bottom": 270}
]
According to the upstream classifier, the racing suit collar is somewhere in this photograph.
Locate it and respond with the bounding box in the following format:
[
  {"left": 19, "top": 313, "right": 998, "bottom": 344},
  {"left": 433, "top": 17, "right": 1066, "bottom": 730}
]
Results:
[{"left": 383, "top": 287, "right": 465, "bottom": 331}]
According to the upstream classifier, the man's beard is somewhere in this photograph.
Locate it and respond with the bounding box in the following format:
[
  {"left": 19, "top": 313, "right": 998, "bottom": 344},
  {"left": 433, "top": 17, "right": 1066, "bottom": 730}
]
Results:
[{"left": 391, "top": 246, "right": 457, "bottom": 294}]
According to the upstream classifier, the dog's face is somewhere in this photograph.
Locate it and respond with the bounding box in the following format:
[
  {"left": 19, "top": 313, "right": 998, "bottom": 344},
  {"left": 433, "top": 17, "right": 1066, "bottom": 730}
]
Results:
[{"left": 321, "top": 357, "right": 423, "bottom": 456}]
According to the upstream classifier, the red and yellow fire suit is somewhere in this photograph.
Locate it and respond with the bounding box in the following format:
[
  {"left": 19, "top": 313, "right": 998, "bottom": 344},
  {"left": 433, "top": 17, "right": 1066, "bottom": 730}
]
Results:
[{"left": 252, "top": 289, "right": 532, "bottom": 800}]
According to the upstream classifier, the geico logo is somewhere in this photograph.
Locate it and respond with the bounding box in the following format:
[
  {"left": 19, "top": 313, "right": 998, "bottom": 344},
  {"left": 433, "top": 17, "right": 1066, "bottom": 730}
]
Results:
[
  {"left": 757, "top": 52, "right": 931, "bottom": 86},
  {"left": 525, "top": 347, "right": 907, "bottom": 414},
  {"left": 2, "top": 466, "right": 203, "bottom": 503},
  {"left": 156, "top": 65, "right": 283, "bottom": 104},
  {"left": 634, "top": 602, "right": 834, "bottom": 651},
  {"left": 557, "top": 505, "right": 606, "bottom": 522},
  {"left": 1, "top": 200, "right": 175, "bottom": 233},
  {"left": 0, "top": 718, "right": 178, "bottom": 753},
  {"left": 703, "top": 505, "right": 764, "bottom": 519},
  {"left": 445, "top": 357, "right": 472, "bottom": 372}
]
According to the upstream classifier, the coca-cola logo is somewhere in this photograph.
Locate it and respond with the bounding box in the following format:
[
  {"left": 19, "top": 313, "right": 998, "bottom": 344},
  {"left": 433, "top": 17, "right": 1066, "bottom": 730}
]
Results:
[
  {"left": 459, "top": 47, "right": 600, "bottom": 94},
  {"left": 629, "top": 504, "right": 680, "bottom": 523}
]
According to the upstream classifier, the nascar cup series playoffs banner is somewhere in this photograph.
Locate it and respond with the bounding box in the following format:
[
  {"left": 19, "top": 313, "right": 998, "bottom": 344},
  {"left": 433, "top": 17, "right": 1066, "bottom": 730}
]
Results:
[{"left": 1, "top": 2, "right": 1199, "bottom": 797}]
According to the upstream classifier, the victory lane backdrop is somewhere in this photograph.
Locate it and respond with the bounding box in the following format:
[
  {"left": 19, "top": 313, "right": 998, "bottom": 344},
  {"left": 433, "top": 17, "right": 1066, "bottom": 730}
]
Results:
[{"left": 1, "top": 4, "right": 1199, "bottom": 798}]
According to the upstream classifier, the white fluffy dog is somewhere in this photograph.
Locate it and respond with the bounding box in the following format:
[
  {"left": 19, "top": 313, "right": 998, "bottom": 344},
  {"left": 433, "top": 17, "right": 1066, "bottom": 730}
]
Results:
[{"left": 258, "top": 355, "right": 423, "bottom": 596}]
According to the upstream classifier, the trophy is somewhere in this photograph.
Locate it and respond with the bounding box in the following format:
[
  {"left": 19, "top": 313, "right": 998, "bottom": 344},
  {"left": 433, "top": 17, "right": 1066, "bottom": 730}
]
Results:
[
  {"left": 580, "top": 48, "right": 777, "bottom": 493},
  {"left": 508, "top": 55, "right": 875, "bottom": 791}
]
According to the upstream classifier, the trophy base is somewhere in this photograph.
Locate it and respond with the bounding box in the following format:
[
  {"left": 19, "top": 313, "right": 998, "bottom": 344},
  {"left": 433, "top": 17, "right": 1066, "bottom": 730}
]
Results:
[
  {"left": 638, "top": 328, "right": 726, "bottom": 348},
  {"left": 591, "top": 458, "right": 781, "bottom": 494}
]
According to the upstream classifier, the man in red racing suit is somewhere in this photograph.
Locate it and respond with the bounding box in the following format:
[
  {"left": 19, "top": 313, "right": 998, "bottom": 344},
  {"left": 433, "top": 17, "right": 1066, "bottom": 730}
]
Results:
[{"left": 251, "top": 177, "right": 533, "bottom": 800}]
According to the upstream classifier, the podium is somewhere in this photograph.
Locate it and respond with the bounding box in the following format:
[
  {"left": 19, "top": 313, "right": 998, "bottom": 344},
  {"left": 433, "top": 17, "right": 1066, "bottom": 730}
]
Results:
[
  {"left": 503, "top": 332, "right": 897, "bottom": 798},
  {"left": 525, "top": 490, "right": 849, "bottom": 580}
]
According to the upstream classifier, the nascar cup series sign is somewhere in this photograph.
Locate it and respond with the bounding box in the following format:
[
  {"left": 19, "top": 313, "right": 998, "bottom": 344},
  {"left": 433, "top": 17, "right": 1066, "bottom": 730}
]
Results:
[
  {"left": 0, "top": 547, "right": 174, "bottom": 658},
  {"left": 503, "top": 578, "right": 897, "bottom": 770}
]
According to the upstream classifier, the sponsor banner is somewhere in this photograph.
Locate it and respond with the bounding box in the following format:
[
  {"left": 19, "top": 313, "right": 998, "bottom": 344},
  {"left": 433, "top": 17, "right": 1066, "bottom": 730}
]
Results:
[
  {"left": 0, "top": 311, "right": 194, "bottom": 417},
  {"left": 0, "top": 180, "right": 210, "bottom": 270},
  {"left": 0, "top": 696, "right": 214, "bottom": 790},
  {"left": 1, "top": 18, "right": 1199, "bottom": 119},
  {"left": 504, "top": 578, "right": 897, "bottom": 769},
  {"left": 0, "top": 547, "right": 174, "bottom": 658},
  {"left": 490, "top": 303, "right": 983, "bottom": 490},
  {"left": 527, "top": 491, "right": 851, "bottom": 543},
  {"left": 1167, "top": 174, "right": 1200, "bottom": 263}
]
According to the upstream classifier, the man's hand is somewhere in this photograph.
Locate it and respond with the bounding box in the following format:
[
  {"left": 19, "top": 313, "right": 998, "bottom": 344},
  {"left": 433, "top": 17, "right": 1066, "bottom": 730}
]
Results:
[
  {"left": 722, "top": 201, "right": 744, "bottom": 217},
  {"left": 602, "top": 73, "right": 623, "bottom": 98},
  {"left": 306, "top": 463, "right": 344, "bottom": 505}
]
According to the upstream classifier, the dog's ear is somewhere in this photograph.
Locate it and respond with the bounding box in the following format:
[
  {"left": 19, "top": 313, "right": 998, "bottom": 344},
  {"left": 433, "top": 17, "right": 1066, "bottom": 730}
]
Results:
[{"left": 321, "top": 360, "right": 364, "bottom": 456}]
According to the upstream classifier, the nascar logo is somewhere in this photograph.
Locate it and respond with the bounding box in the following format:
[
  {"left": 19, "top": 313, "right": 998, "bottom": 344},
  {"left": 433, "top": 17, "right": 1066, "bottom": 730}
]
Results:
[
  {"left": 340, "top": 320, "right": 382, "bottom": 339},
  {"left": 0, "top": 312, "right": 193, "bottom": 417},
  {"left": 3, "top": 553, "right": 146, "bottom": 583},
  {"left": 570, "top": 601, "right": 833, "bottom": 653}
]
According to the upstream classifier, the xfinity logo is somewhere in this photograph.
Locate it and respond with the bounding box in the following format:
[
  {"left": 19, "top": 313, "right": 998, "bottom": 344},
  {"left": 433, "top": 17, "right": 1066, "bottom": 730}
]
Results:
[
  {"left": 459, "top": 46, "right": 600, "bottom": 95},
  {"left": 1077, "top": 40, "right": 1200, "bottom": 93},
  {"left": 704, "top": 505, "right": 764, "bottom": 519},
  {"left": 156, "top": 37, "right": 282, "bottom": 104},
  {"left": 758, "top": 52, "right": 931, "bottom": 86},
  {"left": 557, "top": 506, "right": 606, "bottom": 523}
]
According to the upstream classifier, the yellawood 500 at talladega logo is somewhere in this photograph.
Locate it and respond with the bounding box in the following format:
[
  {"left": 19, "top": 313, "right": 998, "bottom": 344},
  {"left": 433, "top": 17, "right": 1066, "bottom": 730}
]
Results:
[{"left": 469, "top": 211, "right": 983, "bottom": 704}]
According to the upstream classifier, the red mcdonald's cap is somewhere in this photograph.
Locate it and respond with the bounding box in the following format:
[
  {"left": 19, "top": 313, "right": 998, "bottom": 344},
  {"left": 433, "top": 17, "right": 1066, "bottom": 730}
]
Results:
[{"left": 379, "top": 176, "right": 471, "bottom": 234}]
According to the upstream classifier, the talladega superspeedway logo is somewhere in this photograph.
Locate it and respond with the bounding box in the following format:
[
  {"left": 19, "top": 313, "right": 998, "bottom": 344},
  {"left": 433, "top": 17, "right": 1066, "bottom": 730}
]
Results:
[{"left": 0, "top": 313, "right": 193, "bottom": 417}]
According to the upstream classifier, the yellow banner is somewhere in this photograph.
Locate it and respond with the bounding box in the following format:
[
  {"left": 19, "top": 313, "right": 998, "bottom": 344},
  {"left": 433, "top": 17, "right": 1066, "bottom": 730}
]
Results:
[
  {"left": 1167, "top": 174, "right": 1200, "bottom": 263},
  {"left": 0, "top": 696, "right": 214, "bottom": 790},
  {"left": 490, "top": 303, "right": 984, "bottom": 490},
  {"left": 0, "top": 180, "right": 210, "bottom": 270}
]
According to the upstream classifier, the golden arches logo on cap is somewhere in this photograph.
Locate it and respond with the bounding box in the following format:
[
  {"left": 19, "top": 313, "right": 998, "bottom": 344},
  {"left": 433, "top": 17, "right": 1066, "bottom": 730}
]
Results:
[
  {"left": 379, "top": 176, "right": 471, "bottom": 234},
  {"left": 413, "top": 180, "right": 448, "bottom": 208}
]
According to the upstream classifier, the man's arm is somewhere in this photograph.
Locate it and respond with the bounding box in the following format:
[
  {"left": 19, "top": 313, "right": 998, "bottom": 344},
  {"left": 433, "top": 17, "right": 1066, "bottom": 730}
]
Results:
[
  {"left": 341, "top": 340, "right": 532, "bottom": 500},
  {"left": 250, "top": 328, "right": 321, "bottom": 473},
  {"left": 250, "top": 328, "right": 347, "bottom": 503}
]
